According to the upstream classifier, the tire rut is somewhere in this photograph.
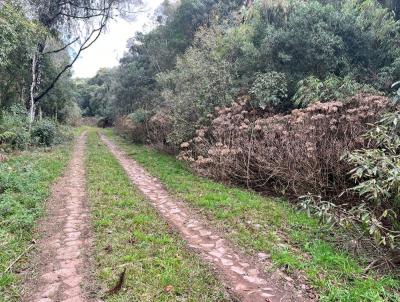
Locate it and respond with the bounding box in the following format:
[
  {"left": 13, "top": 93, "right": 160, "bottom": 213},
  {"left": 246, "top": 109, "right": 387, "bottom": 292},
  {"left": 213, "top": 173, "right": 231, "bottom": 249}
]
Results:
[
  {"left": 101, "top": 134, "right": 309, "bottom": 302},
  {"left": 23, "top": 133, "right": 96, "bottom": 302}
]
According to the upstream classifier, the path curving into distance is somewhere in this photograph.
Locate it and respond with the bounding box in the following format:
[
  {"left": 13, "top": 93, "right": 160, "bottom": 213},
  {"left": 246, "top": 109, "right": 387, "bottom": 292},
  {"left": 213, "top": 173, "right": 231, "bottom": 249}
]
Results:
[
  {"left": 101, "top": 134, "right": 308, "bottom": 302},
  {"left": 24, "top": 133, "right": 96, "bottom": 302}
]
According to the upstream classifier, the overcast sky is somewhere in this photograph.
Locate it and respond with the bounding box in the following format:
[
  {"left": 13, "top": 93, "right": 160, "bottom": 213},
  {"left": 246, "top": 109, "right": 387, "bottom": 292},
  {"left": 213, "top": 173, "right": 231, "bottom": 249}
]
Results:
[{"left": 72, "top": 0, "right": 163, "bottom": 79}]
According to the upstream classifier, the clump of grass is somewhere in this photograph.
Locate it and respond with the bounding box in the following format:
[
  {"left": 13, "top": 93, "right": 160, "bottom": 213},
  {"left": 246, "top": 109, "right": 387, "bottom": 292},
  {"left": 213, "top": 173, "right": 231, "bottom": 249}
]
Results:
[
  {"left": 104, "top": 129, "right": 400, "bottom": 302},
  {"left": 0, "top": 145, "right": 72, "bottom": 302},
  {"left": 86, "top": 131, "right": 230, "bottom": 302}
]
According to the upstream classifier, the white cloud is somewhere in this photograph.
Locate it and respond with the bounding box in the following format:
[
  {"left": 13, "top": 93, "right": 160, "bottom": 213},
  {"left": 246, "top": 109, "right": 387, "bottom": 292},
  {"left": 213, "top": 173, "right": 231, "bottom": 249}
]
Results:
[{"left": 72, "top": 0, "right": 163, "bottom": 78}]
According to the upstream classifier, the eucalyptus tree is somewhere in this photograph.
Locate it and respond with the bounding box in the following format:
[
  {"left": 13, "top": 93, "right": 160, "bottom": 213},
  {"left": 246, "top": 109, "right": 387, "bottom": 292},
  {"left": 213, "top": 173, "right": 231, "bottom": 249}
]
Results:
[
  {"left": 23, "top": 0, "right": 142, "bottom": 122},
  {"left": 0, "top": 3, "right": 42, "bottom": 108}
]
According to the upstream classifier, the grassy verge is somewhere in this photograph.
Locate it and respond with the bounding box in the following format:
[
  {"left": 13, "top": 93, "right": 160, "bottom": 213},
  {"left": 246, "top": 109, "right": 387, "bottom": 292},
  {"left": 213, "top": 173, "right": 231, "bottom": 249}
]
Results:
[
  {"left": 86, "top": 131, "right": 230, "bottom": 302},
  {"left": 104, "top": 129, "right": 400, "bottom": 302},
  {"left": 0, "top": 141, "right": 74, "bottom": 302}
]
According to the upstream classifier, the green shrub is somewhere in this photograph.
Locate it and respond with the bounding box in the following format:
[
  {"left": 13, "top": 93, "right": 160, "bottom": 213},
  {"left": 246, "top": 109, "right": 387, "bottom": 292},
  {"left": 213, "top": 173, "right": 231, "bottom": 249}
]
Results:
[
  {"left": 250, "top": 71, "right": 288, "bottom": 109},
  {"left": 157, "top": 26, "right": 234, "bottom": 146},
  {"left": 13, "top": 131, "right": 31, "bottom": 150},
  {"left": 293, "top": 75, "right": 378, "bottom": 107},
  {"left": 128, "top": 108, "right": 151, "bottom": 124},
  {"left": 346, "top": 112, "right": 400, "bottom": 248},
  {"left": 31, "top": 119, "right": 62, "bottom": 146},
  {"left": 0, "top": 105, "right": 30, "bottom": 150},
  {"left": 0, "top": 131, "right": 17, "bottom": 145}
]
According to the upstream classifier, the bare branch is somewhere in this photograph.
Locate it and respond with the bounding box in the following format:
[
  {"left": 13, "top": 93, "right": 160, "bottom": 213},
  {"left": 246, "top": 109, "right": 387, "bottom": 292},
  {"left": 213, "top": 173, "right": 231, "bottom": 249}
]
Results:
[
  {"left": 34, "top": 14, "right": 109, "bottom": 104},
  {"left": 43, "top": 37, "right": 79, "bottom": 55}
]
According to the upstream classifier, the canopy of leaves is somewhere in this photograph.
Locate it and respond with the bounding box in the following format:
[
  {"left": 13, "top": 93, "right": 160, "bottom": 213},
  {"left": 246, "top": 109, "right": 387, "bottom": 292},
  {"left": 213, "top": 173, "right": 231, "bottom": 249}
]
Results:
[{"left": 78, "top": 0, "right": 400, "bottom": 146}]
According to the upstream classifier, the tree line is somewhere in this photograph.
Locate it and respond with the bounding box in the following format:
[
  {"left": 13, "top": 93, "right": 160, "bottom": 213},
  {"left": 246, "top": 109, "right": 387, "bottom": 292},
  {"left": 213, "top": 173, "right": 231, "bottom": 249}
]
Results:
[
  {"left": 78, "top": 0, "right": 400, "bottom": 255},
  {"left": 78, "top": 0, "right": 400, "bottom": 145}
]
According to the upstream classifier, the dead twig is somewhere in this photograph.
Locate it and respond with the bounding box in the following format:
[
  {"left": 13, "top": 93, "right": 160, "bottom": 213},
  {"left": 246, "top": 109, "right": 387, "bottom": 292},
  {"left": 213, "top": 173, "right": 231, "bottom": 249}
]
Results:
[
  {"left": 2, "top": 242, "right": 35, "bottom": 275},
  {"left": 105, "top": 267, "right": 127, "bottom": 296}
]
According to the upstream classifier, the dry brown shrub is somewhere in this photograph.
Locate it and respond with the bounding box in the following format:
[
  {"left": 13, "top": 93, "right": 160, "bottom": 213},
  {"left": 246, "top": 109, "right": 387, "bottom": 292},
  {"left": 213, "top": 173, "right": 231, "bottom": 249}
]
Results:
[
  {"left": 179, "top": 94, "right": 392, "bottom": 201},
  {"left": 81, "top": 117, "right": 98, "bottom": 127},
  {"left": 114, "top": 109, "right": 176, "bottom": 152},
  {"left": 147, "top": 109, "right": 176, "bottom": 153},
  {"left": 114, "top": 116, "right": 147, "bottom": 143}
]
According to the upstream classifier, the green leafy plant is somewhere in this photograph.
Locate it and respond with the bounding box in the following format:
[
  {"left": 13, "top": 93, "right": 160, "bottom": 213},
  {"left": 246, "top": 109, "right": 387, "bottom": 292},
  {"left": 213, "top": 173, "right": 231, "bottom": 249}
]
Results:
[
  {"left": 294, "top": 75, "right": 377, "bottom": 107},
  {"left": 250, "top": 71, "right": 288, "bottom": 109},
  {"left": 345, "top": 112, "right": 400, "bottom": 248},
  {"left": 128, "top": 108, "right": 151, "bottom": 124},
  {"left": 0, "top": 131, "right": 17, "bottom": 145},
  {"left": 299, "top": 194, "right": 399, "bottom": 249},
  {"left": 32, "top": 119, "right": 63, "bottom": 146},
  {"left": 0, "top": 105, "right": 30, "bottom": 150}
]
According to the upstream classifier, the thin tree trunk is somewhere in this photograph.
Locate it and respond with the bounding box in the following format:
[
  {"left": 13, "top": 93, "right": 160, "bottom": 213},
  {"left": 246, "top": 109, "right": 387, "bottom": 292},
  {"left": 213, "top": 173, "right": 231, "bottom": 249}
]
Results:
[
  {"left": 29, "top": 52, "right": 38, "bottom": 126},
  {"left": 55, "top": 103, "right": 58, "bottom": 122},
  {"left": 29, "top": 42, "right": 45, "bottom": 126}
]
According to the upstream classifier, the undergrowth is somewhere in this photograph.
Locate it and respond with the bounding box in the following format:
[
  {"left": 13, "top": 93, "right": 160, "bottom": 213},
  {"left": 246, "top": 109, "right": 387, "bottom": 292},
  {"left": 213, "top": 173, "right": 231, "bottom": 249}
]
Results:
[{"left": 0, "top": 141, "right": 73, "bottom": 301}]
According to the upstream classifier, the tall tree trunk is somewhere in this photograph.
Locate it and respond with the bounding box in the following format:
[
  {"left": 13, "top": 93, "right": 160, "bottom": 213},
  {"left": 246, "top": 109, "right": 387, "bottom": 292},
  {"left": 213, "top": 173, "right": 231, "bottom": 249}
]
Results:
[
  {"left": 29, "top": 51, "right": 38, "bottom": 125},
  {"left": 38, "top": 106, "right": 43, "bottom": 121},
  {"left": 28, "top": 42, "right": 45, "bottom": 125}
]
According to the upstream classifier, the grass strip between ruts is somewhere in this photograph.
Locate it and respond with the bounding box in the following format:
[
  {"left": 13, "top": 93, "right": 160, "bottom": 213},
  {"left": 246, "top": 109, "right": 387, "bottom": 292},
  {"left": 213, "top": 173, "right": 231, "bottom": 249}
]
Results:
[{"left": 86, "top": 131, "right": 230, "bottom": 301}]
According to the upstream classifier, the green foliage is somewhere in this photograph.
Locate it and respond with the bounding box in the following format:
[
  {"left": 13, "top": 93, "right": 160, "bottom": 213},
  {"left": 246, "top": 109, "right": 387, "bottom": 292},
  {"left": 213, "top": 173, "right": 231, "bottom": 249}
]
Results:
[
  {"left": 76, "top": 0, "right": 242, "bottom": 124},
  {"left": 260, "top": 0, "right": 400, "bottom": 88},
  {"left": 128, "top": 108, "right": 151, "bottom": 124},
  {"left": 89, "top": 0, "right": 400, "bottom": 149},
  {"left": 0, "top": 132, "right": 17, "bottom": 145},
  {"left": 0, "top": 105, "right": 30, "bottom": 150},
  {"left": 0, "top": 2, "right": 81, "bottom": 124},
  {"left": 0, "top": 2, "right": 44, "bottom": 108},
  {"left": 294, "top": 75, "right": 378, "bottom": 107},
  {"left": 0, "top": 3, "right": 43, "bottom": 68},
  {"left": 250, "top": 71, "right": 288, "bottom": 109},
  {"left": 0, "top": 106, "right": 69, "bottom": 150},
  {"left": 0, "top": 144, "right": 71, "bottom": 301},
  {"left": 346, "top": 112, "right": 400, "bottom": 247},
  {"left": 158, "top": 26, "right": 234, "bottom": 145},
  {"left": 32, "top": 119, "right": 62, "bottom": 147},
  {"left": 59, "top": 101, "right": 82, "bottom": 126}
]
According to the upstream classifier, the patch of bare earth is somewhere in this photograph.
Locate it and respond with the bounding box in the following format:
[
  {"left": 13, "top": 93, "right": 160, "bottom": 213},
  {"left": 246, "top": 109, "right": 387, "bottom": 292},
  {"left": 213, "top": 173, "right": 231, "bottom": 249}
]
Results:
[
  {"left": 22, "top": 133, "right": 97, "bottom": 302},
  {"left": 101, "top": 134, "right": 310, "bottom": 302}
]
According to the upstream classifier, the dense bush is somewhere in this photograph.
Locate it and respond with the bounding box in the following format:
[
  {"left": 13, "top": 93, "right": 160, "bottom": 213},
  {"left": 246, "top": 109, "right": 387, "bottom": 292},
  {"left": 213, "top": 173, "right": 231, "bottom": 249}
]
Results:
[
  {"left": 59, "top": 101, "right": 82, "bottom": 126},
  {"left": 250, "top": 71, "right": 288, "bottom": 109},
  {"left": 146, "top": 109, "right": 176, "bottom": 153},
  {"left": 346, "top": 112, "right": 400, "bottom": 247},
  {"left": 32, "top": 119, "right": 64, "bottom": 147},
  {"left": 252, "top": 0, "right": 400, "bottom": 94},
  {"left": 0, "top": 105, "right": 69, "bottom": 150},
  {"left": 115, "top": 116, "right": 147, "bottom": 144},
  {"left": 157, "top": 26, "right": 234, "bottom": 145},
  {"left": 293, "top": 75, "right": 378, "bottom": 107},
  {"left": 179, "top": 94, "right": 391, "bottom": 199},
  {"left": 0, "top": 105, "right": 30, "bottom": 150},
  {"left": 115, "top": 109, "right": 176, "bottom": 152},
  {"left": 76, "top": 0, "right": 400, "bottom": 151}
]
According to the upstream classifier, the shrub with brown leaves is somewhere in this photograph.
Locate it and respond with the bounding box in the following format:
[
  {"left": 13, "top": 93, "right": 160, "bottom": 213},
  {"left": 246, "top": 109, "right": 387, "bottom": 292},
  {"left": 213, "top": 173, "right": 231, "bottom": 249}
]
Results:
[
  {"left": 179, "top": 94, "right": 391, "bottom": 202},
  {"left": 114, "top": 116, "right": 147, "bottom": 144},
  {"left": 115, "top": 109, "right": 176, "bottom": 153}
]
